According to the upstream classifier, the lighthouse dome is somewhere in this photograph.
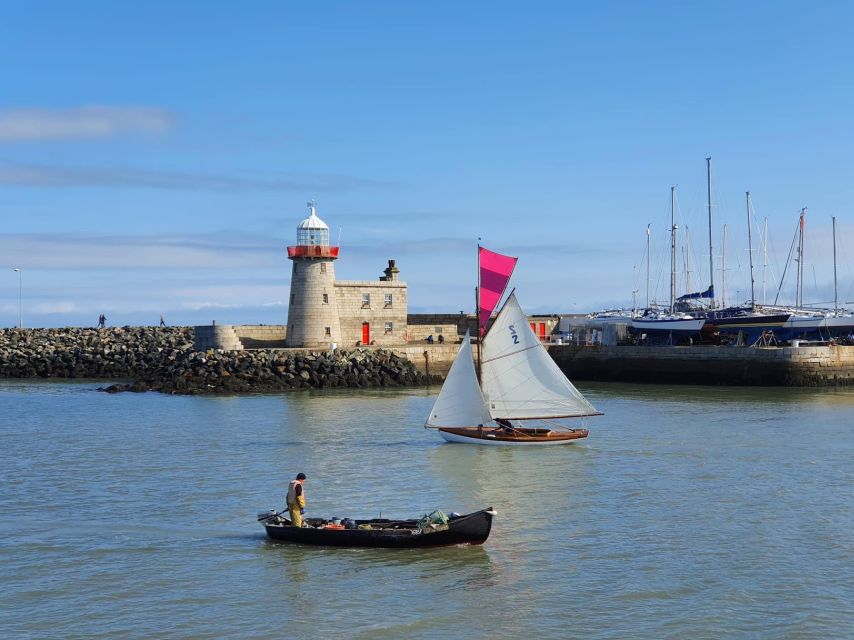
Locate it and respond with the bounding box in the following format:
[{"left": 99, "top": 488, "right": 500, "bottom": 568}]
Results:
[{"left": 296, "top": 202, "right": 329, "bottom": 246}]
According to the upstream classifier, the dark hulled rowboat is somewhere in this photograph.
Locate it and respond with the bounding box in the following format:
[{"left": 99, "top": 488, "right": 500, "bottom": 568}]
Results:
[{"left": 258, "top": 507, "right": 496, "bottom": 548}]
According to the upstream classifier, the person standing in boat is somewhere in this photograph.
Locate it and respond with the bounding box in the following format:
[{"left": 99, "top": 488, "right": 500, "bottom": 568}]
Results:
[{"left": 286, "top": 472, "right": 307, "bottom": 527}]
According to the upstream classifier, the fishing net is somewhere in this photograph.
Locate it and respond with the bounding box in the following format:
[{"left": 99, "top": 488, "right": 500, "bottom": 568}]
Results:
[{"left": 417, "top": 509, "right": 449, "bottom": 532}]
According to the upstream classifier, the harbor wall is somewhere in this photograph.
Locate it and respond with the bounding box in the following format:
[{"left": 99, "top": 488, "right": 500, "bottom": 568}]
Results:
[
  {"left": 393, "top": 342, "right": 854, "bottom": 385},
  {"left": 394, "top": 343, "right": 460, "bottom": 376},
  {"left": 195, "top": 324, "right": 288, "bottom": 350},
  {"left": 0, "top": 327, "right": 439, "bottom": 393},
  {"left": 6, "top": 326, "right": 854, "bottom": 389},
  {"left": 548, "top": 344, "right": 854, "bottom": 386},
  {"left": 193, "top": 323, "right": 462, "bottom": 375}
]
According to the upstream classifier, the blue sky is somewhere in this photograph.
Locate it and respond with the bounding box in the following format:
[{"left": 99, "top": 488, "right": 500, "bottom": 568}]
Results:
[{"left": 2, "top": 1, "right": 854, "bottom": 327}]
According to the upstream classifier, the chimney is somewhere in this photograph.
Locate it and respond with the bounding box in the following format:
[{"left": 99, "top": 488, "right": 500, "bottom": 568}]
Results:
[{"left": 380, "top": 259, "right": 399, "bottom": 281}]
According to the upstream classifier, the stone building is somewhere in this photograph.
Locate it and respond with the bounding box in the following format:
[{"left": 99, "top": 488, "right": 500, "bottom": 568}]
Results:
[{"left": 285, "top": 203, "right": 408, "bottom": 348}]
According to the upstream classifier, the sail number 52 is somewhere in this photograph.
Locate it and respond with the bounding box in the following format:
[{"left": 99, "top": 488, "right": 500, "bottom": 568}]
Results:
[{"left": 509, "top": 325, "right": 519, "bottom": 344}]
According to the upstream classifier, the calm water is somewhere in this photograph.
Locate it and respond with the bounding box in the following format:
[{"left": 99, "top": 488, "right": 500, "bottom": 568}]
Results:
[{"left": 1, "top": 380, "right": 852, "bottom": 639}]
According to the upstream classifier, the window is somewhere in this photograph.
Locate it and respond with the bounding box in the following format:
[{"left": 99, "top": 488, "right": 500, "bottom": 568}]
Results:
[
  {"left": 297, "top": 227, "right": 329, "bottom": 246},
  {"left": 361, "top": 293, "right": 371, "bottom": 308},
  {"left": 290, "top": 294, "right": 295, "bottom": 304},
  {"left": 325, "top": 327, "right": 331, "bottom": 337},
  {"left": 434, "top": 327, "right": 443, "bottom": 334},
  {"left": 322, "top": 293, "right": 329, "bottom": 304},
  {"left": 320, "top": 263, "right": 327, "bottom": 274},
  {"left": 384, "top": 321, "right": 393, "bottom": 334},
  {"left": 384, "top": 293, "right": 393, "bottom": 308}
]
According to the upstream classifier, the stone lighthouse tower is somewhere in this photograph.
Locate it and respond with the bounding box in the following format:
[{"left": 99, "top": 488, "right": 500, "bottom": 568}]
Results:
[{"left": 285, "top": 202, "right": 342, "bottom": 348}]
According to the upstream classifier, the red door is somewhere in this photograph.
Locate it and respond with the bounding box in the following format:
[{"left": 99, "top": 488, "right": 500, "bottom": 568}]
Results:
[
  {"left": 362, "top": 322, "right": 370, "bottom": 344},
  {"left": 539, "top": 323, "right": 546, "bottom": 339},
  {"left": 530, "top": 322, "right": 536, "bottom": 334}
]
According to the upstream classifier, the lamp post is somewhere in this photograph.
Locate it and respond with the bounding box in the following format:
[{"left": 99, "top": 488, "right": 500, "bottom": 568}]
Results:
[{"left": 12, "top": 268, "right": 22, "bottom": 329}]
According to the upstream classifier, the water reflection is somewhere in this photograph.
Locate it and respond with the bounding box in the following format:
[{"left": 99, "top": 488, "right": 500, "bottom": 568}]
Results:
[
  {"left": 259, "top": 536, "right": 499, "bottom": 606},
  {"left": 582, "top": 381, "right": 854, "bottom": 408},
  {"left": 427, "top": 443, "right": 593, "bottom": 521}
]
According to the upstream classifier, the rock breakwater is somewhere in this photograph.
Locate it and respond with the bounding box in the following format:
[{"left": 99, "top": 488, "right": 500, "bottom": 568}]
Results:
[{"left": 0, "top": 327, "right": 440, "bottom": 394}]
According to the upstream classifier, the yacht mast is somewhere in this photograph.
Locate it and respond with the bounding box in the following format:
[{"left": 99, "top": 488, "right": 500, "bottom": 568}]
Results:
[
  {"left": 685, "top": 226, "right": 692, "bottom": 295},
  {"left": 706, "top": 157, "right": 715, "bottom": 308},
  {"left": 646, "top": 223, "right": 651, "bottom": 309},
  {"left": 722, "top": 223, "right": 728, "bottom": 308},
  {"left": 833, "top": 216, "right": 838, "bottom": 314},
  {"left": 797, "top": 208, "right": 806, "bottom": 309},
  {"left": 746, "top": 192, "right": 756, "bottom": 311},
  {"left": 762, "top": 216, "right": 768, "bottom": 305},
  {"left": 670, "top": 185, "right": 677, "bottom": 314}
]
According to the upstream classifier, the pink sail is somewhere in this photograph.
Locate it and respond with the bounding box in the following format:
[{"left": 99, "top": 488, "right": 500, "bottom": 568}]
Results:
[{"left": 479, "top": 246, "right": 517, "bottom": 335}]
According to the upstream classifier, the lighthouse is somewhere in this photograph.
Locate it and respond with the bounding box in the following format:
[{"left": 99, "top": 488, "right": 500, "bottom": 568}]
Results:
[{"left": 285, "top": 202, "right": 342, "bottom": 348}]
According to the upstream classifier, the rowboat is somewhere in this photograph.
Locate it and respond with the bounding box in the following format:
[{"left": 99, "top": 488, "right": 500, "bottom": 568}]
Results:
[{"left": 257, "top": 507, "right": 496, "bottom": 548}]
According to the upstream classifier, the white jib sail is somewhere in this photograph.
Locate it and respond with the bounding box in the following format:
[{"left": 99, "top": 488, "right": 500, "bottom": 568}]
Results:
[
  {"left": 425, "top": 330, "right": 492, "bottom": 428},
  {"left": 481, "top": 292, "right": 600, "bottom": 420}
]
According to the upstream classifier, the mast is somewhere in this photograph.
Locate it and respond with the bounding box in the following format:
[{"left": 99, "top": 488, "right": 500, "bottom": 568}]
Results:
[
  {"left": 833, "top": 216, "right": 838, "bottom": 314},
  {"left": 762, "top": 216, "right": 768, "bottom": 305},
  {"left": 797, "top": 208, "right": 806, "bottom": 309},
  {"left": 722, "top": 224, "right": 728, "bottom": 308},
  {"left": 746, "top": 192, "right": 756, "bottom": 311},
  {"left": 685, "top": 225, "right": 692, "bottom": 295},
  {"left": 774, "top": 217, "right": 801, "bottom": 306},
  {"left": 646, "top": 223, "right": 651, "bottom": 309},
  {"left": 670, "top": 185, "right": 677, "bottom": 314},
  {"left": 706, "top": 157, "right": 715, "bottom": 308},
  {"left": 475, "top": 243, "right": 482, "bottom": 383}
]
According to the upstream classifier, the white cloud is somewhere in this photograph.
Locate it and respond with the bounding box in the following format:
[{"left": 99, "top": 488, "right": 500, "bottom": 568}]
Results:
[
  {"left": 179, "top": 301, "right": 243, "bottom": 311},
  {"left": 0, "top": 232, "right": 281, "bottom": 270},
  {"left": 0, "top": 106, "right": 174, "bottom": 141},
  {"left": 0, "top": 162, "right": 389, "bottom": 193},
  {"left": 31, "top": 301, "right": 79, "bottom": 314}
]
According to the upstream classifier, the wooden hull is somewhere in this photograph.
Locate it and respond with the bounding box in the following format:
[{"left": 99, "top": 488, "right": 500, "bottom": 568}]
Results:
[
  {"left": 261, "top": 508, "right": 495, "bottom": 548},
  {"left": 437, "top": 426, "right": 588, "bottom": 446}
]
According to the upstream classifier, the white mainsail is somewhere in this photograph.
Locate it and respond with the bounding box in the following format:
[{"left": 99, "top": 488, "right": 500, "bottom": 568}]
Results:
[
  {"left": 481, "top": 292, "right": 600, "bottom": 420},
  {"left": 425, "top": 331, "right": 492, "bottom": 428}
]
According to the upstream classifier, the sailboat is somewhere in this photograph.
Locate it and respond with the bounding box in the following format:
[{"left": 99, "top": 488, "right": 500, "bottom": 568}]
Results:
[
  {"left": 424, "top": 247, "right": 602, "bottom": 445},
  {"left": 630, "top": 186, "right": 705, "bottom": 341},
  {"left": 777, "top": 214, "right": 854, "bottom": 341}
]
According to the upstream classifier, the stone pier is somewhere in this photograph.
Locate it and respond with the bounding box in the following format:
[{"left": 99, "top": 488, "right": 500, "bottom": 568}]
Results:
[{"left": 548, "top": 344, "right": 854, "bottom": 386}]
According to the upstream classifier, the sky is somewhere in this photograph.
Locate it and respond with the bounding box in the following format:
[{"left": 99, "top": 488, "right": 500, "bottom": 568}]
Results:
[{"left": 2, "top": 1, "right": 854, "bottom": 328}]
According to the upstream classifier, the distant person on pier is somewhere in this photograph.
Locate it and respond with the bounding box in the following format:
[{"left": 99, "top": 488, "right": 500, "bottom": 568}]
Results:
[
  {"left": 97, "top": 313, "right": 105, "bottom": 329},
  {"left": 438, "top": 334, "right": 444, "bottom": 344},
  {"left": 159, "top": 314, "right": 166, "bottom": 327},
  {"left": 286, "top": 472, "right": 307, "bottom": 527},
  {"left": 426, "top": 334, "right": 434, "bottom": 344}
]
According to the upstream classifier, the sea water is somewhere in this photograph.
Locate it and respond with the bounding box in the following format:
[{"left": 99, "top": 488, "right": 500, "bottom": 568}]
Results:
[{"left": 1, "top": 380, "right": 851, "bottom": 639}]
